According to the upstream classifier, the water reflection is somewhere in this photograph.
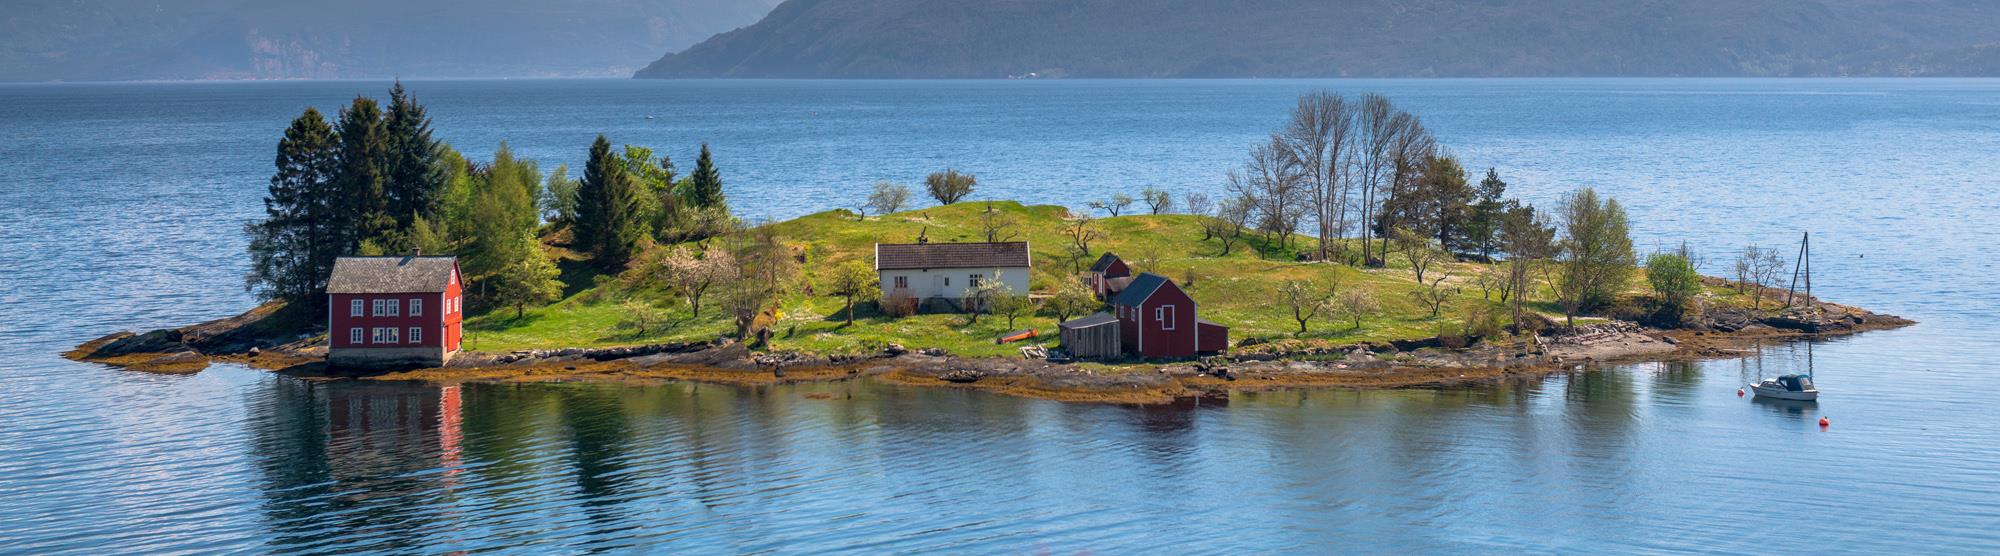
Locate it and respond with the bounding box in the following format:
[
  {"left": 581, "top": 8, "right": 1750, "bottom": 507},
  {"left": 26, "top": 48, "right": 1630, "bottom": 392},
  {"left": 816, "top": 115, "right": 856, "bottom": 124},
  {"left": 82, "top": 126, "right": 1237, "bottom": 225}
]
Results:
[{"left": 216, "top": 334, "right": 1990, "bottom": 554}]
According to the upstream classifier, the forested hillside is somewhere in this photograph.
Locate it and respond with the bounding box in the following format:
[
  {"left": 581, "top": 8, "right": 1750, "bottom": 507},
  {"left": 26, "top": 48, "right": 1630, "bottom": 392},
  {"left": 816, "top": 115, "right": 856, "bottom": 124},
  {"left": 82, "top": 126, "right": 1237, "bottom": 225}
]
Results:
[{"left": 637, "top": 0, "right": 2000, "bottom": 78}]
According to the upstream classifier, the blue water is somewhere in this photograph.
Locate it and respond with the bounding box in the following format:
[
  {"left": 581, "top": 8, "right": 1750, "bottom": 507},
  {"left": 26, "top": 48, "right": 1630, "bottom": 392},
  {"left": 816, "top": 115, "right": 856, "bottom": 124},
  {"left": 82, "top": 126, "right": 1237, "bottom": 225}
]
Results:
[{"left": 2, "top": 79, "right": 1997, "bottom": 553}]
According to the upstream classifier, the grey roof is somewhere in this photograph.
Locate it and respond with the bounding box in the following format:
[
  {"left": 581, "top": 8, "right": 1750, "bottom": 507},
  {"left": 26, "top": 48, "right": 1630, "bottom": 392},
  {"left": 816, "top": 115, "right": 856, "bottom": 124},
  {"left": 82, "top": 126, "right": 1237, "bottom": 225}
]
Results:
[
  {"left": 876, "top": 242, "right": 1029, "bottom": 270},
  {"left": 1089, "top": 252, "right": 1123, "bottom": 273},
  {"left": 327, "top": 256, "right": 458, "bottom": 294},
  {"left": 1197, "top": 318, "right": 1228, "bottom": 329},
  {"left": 1112, "top": 273, "right": 1172, "bottom": 306},
  {"left": 1059, "top": 312, "right": 1119, "bottom": 329}
]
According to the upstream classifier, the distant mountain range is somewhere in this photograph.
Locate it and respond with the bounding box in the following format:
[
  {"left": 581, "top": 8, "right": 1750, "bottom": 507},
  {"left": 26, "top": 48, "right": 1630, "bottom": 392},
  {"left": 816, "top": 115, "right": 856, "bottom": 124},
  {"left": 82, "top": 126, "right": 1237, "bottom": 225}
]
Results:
[
  {"left": 1, "top": 0, "right": 780, "bottom": 81},
  {"left": 636, "top": 0, "right": 2000, "bottom": 78}
]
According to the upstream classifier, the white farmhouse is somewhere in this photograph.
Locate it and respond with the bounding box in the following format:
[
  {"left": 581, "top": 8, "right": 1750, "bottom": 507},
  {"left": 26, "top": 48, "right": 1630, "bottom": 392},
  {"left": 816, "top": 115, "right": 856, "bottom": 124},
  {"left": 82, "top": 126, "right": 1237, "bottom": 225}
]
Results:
[{"left": 875, "top": 241, "right": 1031, "bottom": 311}]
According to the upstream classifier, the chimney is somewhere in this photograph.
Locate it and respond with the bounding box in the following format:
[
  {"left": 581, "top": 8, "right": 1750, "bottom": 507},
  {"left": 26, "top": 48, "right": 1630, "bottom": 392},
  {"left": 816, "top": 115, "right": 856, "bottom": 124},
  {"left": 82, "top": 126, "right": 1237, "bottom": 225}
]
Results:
[{"left": 413, "top": 247, "right": 423, "bottom": 257}]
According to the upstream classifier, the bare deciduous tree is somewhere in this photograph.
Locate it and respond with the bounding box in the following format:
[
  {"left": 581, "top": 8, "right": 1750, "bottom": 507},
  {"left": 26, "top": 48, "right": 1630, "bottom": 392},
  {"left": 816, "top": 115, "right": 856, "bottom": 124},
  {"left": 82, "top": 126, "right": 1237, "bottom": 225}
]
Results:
[
  {"left": 979, "top": 201, "right": 1019, "bottom": 242},
  {"left": 925, "top": 168, "right": 976, "bottom": 205},
  {"left": 866, "top": 181, "right": 910, "bottom": 216},
  {"left": 1090, "top": 194, "right": 1135, "bottom": 217},
  {"left": 1392, "top": 227, "right": 1447, "bottom": 284},
  {"left": 1204, "top": 195, "right": 1254, "bottom": 256},
  {"left": 1409, "top": 266, "right": 1458, "bottom": 318},
  {"left": 1065, "top": 212, "right": 1104, "bottom": 257},
  {"left": 1337, "top": 289, "right": 1379, "bottom": 330},
  {"left": 1183, "top": 192, "right": 1215, "bottom": 227},
  {"left": 1278, "top": 91, "right": 1356, "bottom": 262},
  {"left": 1140, "top": 187, "right": 1172, "bottom": 214},
  {"left": 1280, "top": 278, "right": 1337, "bottom": 334}
]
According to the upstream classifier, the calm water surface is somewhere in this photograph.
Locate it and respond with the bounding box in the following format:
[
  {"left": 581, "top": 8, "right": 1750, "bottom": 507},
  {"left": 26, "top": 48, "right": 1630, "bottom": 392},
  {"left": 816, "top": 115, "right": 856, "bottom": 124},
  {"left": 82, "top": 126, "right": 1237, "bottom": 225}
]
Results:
[{"left": 1, "top": 79, "right": 1997, "bottom": 553}]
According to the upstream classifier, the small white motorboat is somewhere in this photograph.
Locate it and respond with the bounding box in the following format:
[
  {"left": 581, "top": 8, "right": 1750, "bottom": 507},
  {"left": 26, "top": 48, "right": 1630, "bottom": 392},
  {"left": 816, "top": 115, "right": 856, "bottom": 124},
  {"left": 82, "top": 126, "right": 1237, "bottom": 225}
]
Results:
[{"left": 1751, "top": 374, "right": 1819, "bottom": 401}]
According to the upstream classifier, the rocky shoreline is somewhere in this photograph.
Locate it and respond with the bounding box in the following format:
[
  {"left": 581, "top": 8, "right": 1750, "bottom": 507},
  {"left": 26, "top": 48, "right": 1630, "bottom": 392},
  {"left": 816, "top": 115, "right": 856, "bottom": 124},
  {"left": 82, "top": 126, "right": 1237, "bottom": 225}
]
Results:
[{"left": 67, "top": 299, "right": 1914, "bottom": 404}]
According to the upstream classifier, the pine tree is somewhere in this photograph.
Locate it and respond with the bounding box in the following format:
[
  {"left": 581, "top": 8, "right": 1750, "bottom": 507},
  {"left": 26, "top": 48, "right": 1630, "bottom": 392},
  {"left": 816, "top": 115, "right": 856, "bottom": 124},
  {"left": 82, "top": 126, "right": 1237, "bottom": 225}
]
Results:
[
  {"left": 245, "top": 107, "right": 341, "bottom": 309},
  {"left": 384, "top": 82, "right": 448, "bottom": 232},
  {"left": 574, "top": 135, "right": 646, "bottom": 267},
  {"left": 334, "top": 96, "right": 395, "bottom": 253},
  {"left": 684, "top": 143, "right": 725, "bottom": 209}
]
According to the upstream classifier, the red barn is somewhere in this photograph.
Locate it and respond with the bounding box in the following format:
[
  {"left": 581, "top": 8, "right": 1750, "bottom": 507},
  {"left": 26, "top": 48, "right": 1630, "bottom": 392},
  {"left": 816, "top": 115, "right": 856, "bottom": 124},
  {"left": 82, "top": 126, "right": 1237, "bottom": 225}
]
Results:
[
  {"left": 1085, "top": 252, "right": 1133, "bottom": 300},
  {"left": 1111, "top": 272, "right": 1227, "bottom": 358},
  {"left": 327, "top": 255, "right": 464, "bottom": 369}
]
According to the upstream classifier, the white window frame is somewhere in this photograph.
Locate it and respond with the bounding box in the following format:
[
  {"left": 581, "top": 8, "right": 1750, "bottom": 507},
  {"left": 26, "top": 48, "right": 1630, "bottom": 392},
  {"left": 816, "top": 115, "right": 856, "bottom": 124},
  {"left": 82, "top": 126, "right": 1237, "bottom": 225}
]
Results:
[
  {"left": 968, "top": 274, "right": 983, "bottom": 289},
  {"left": 894, "top": 276, "right": 908, "bottom": 288},
  {"left": 372, "top": 299, "right": 386, "bottom": 316},
  {"left": 1158, "top": 305, "right": 1176, "bottom": 330},
  {"left": 408, "top": 327, "right": 422, "bottom": 344},
  {"left": 386, "top": 327, "right": 400, "bottom": 344},
  {"left": 410, "top": 298, "right": 422, "bottom": 317},
  {"left": 350, "top": 299, "right": 363, "bottom": 317},
  {"left": 385, "top": 299, "right": 400, "bottom": 317},
  {"left": 372, "top": 327, "right": 385, "bottom": 344},
  {"left": 349, "top": 328, "right": 363, "bottom": 344}
]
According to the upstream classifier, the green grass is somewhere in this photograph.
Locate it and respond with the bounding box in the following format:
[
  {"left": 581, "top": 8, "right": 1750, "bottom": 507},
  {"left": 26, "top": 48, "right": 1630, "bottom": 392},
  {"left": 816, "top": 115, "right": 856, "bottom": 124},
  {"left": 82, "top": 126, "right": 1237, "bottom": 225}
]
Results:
[{"left": 464, "top": 200, "right": 1703, "bottom": 356}]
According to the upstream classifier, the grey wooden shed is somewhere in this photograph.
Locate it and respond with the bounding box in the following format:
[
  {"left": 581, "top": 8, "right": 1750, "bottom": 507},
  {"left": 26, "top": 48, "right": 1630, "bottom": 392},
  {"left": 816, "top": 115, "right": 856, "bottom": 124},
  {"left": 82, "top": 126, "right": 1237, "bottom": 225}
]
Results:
[{"left": 1058, "top": 312, "right": 1122, "bottom": 359}]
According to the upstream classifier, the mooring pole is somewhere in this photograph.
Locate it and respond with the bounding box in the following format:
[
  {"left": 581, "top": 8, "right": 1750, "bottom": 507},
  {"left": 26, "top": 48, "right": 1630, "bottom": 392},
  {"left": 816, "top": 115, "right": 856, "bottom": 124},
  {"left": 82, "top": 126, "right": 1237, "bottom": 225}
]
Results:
[{"left": 1786, "top": 231, "right": 1809, "bottom": 307}]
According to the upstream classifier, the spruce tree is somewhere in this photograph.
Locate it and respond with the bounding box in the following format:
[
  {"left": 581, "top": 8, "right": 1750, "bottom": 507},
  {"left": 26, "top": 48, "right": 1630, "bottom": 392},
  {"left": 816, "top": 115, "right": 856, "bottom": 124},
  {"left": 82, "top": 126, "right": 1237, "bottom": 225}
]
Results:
[
  {"left": 685, "top": 143, "right": 725, "bottom": 209},
  {"left": 384, "top": 82, "right": 448, "bottom": 232},
  {"left": 246, "top": 107, "right": 342, "bottom": 310},
  {"left": 574, "top": 135, "right": 645, "bottom": 267},
  {"left": 335, "top": 96, "right": 395, "bottom": 253}
]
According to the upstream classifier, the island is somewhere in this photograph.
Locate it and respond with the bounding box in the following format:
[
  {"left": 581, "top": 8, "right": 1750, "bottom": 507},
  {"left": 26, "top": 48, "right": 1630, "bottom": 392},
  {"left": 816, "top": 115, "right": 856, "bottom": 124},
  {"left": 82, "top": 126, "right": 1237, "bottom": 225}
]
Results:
[{"left": 68, "top": 86, "right": 1911, "bottom": 404}]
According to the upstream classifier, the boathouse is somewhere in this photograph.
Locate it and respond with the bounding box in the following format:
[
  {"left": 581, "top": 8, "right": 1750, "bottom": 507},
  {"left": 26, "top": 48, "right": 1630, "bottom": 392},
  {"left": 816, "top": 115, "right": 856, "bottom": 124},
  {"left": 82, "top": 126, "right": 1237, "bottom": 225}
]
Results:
[
  {"left": 327, "top": 255, "right": 464, "bottom": 369},
  {"left": 1111, "top": 273, "right": 1228, "bottom": 358}
]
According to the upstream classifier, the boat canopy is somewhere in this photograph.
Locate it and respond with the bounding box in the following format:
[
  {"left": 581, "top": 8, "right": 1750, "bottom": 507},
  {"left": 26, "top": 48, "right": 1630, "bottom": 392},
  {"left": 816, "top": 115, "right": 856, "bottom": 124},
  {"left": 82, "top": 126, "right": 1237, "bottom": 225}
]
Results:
[{"left": 1778, "top": 375, "right": 1815, "bottom": 391}]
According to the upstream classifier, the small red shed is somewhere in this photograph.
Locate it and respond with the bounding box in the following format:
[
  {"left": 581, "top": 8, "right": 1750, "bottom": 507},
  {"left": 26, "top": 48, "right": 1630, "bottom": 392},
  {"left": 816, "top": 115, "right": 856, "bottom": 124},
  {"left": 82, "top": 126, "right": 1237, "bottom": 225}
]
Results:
[
  {"left": 1085, "top": 252, "right": 1133, "bottom": 300},
  {"left": 327, "top": 255, "right": 464, "bottom": 369},
  {"left": 1111, "top": 272, "right": 1226, "bottom": 358}
]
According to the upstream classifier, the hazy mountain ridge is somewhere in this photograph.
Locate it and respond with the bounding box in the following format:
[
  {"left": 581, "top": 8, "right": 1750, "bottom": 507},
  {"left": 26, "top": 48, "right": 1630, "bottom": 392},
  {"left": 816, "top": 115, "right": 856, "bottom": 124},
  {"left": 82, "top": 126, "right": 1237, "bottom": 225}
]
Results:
[
  {"left": 636, "top": 0, "right": 2000, "bottom": 78},
  {"left": 2, "top": 0, "right": 781, "bottom": 81}
]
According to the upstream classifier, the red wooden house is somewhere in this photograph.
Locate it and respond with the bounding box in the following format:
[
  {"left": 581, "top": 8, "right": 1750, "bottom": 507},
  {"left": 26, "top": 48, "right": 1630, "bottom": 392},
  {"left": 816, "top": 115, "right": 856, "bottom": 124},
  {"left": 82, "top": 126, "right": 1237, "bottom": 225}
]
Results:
[
  {"left": 1111, "top": 272, "right": 1228, "bottom": 358},
  {"left": 1085, "top": 252, "right": 1133, "bottom": 300},
  {"left": 327, "top": 255, "right": 464, "bottom": 369}
]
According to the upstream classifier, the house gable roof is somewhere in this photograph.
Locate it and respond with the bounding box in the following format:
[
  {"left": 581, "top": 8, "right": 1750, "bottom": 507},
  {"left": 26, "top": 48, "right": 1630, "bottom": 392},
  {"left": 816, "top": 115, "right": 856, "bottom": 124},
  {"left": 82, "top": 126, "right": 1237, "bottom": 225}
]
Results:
[
  {"left": 1111, "top": 272, "right": 1175, "bottom": 306},
  {"left": 875, "top": 242, "right": 1030, "bottom": 271},
  {"left": 1058, "top": 312, "right": 1119, "bottom": 329},
  {"left": 1088, "top": 252, "right": 1124, "bottom": 273},
  {"left": 328, "top": 256, "right": 459, "bottom": 294}
]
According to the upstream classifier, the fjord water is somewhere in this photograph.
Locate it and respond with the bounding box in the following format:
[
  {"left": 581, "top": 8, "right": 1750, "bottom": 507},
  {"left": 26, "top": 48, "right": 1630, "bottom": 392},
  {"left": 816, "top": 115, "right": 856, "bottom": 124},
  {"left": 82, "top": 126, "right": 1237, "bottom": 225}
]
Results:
[{"left": 2, "top": 79, "right": 1997, "bottom": 553}]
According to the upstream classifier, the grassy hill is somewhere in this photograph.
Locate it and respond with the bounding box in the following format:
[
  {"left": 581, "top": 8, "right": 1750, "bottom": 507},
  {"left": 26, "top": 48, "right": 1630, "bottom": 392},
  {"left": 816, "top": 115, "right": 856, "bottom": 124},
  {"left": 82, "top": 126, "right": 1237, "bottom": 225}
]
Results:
[{"left": 465, "top": 200, "right": 1761, "bottom": 358}]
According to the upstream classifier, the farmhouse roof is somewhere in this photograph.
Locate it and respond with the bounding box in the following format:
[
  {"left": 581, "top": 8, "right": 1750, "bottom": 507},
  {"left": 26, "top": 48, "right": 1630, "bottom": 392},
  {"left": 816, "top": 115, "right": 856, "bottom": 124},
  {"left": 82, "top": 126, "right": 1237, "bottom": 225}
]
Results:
[
  {"left": 1089, "top": 252, "right": 1123, "bottom": 273},
  {"left": 1059, "top": 312, "right": 1119, "bottom": 329},
  {"left": 1112, "top": 272, "right": 1173, "bottom": 306},
  {"left": 875, "top": 242, "right": 1030, "bottom": 270},
  {"left": 328, "top": 256, "right": 458, "bottom": 294}
]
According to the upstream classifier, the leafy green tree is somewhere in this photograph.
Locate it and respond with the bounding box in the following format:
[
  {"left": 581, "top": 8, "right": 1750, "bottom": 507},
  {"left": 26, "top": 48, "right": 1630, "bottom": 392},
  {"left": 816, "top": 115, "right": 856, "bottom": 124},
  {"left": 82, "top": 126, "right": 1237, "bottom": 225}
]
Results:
[
  {"left": 245, "top": 107, "right": 341, "bottom": 309},
  {"left": 491, "top": 234, "right": 563, "bottom": 318},
  {"left": 541, "top": 164, "right": 579, "bottom": 226},
  {"left": 1456, "top": 168, "right": 1512, "bottom": 259},
  {"left": 573, "top": 135, "right": 647, "bottom": 267},
  {"left": 925, "top": 168, "right": 976, "bottom": 205},
  {"left": 334, "top": 96, "right": 395, "bottom": 251},
  {"left": 684, "top": 143, "right": 725, "bottom": 209},
  {"left": 1646, "top": 251, "right": 1702, "bottom": 321},
  {"left": 384, "top": 82, "right": 448, "bottom": 232},
  {"left": 821, "top": 260, "right": 879, "bottom": 325},
  {"left": 1555, "top": 188, "right": 1636, "bottom": 326},
  {"left": 459, "top": 144, "right": 543, "bottom": 288}
]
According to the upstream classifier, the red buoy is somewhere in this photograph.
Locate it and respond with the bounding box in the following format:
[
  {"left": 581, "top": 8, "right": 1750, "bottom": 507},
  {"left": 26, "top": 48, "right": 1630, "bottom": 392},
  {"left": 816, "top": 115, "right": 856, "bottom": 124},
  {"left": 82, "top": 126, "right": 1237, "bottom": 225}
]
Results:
[
  {"left": 1738, "top": 388, "right": 1745, "bottom": 397},
  {"left": 1819, "top": 416, "right": 1830, "bottom": 427}
]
